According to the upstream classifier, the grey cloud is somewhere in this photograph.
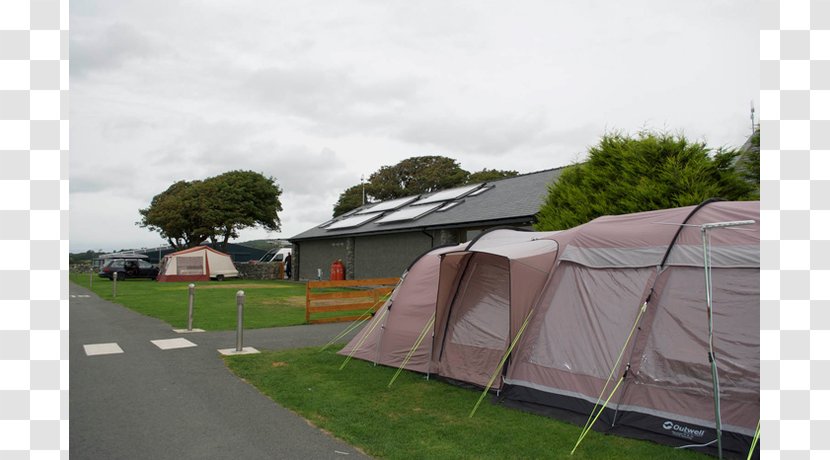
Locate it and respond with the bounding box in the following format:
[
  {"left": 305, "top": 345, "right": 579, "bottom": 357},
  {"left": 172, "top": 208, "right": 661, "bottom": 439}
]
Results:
[
  {"left": 101, "top": 117, "right": 159, "bottom": 142},
  {"left": 396, "top": 111, "right": 553, "bottom": 156},
  {"left": 240, "top": 66, "right": 421, "bottom": 132},
  {"left": 70, "top": 164, "right": 141, "bottom": 195},
  {"left": 70, "top": 23, "right": 161, "bottom": 77},
  {"left": 140, "top": 118, "right": 355, "bottom": 197}
]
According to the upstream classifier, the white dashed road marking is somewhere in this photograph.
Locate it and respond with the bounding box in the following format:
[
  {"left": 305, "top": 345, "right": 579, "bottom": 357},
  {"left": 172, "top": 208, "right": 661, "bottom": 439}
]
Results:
[
  {"left": 84, "top": 343, "right": 124, "bottom": 356},
  {"left": 151, "top": 338, "right": 198, "bottom": 350}
]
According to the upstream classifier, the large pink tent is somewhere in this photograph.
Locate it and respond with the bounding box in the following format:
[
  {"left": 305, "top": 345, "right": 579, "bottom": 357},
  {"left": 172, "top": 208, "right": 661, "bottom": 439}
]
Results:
[{"left": 340, "top": 201, "right": 759, "bottom": 458}]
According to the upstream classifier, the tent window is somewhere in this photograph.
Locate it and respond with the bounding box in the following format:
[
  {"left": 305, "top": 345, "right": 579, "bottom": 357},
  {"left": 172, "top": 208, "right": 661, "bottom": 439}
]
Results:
[
  {"left": 177, "top": 256, "right": 204, "bottom": 275},
  {"left": 448, "top": 259, "right": 510, "bottom": 350}
]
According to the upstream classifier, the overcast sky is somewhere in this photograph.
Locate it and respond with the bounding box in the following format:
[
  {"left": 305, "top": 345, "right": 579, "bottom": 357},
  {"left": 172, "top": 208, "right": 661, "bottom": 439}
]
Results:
[{"left": 69, "top": 0, "right": 759, "bottom": 252}]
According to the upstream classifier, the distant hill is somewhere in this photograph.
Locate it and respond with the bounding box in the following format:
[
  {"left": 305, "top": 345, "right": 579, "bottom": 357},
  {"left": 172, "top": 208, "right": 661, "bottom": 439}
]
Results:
[
  {"left": 237, "top": 239, "right": 290, "bottom": 251},
  {"left": 69, "top": 250, "right": 107, "bottom": 265}
]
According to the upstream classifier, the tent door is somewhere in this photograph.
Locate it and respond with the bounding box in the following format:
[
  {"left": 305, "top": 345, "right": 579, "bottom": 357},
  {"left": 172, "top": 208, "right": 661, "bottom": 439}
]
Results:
[{"left": 438, "top": 253, "right": 510, "bottom": 388}]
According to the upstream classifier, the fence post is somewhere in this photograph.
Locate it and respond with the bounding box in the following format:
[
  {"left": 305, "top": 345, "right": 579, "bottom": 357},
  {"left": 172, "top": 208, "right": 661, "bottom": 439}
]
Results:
[
  {"left": 236, "top": 290, "right": 245, "bottom": 352},
  {"left": 305, "top": 282, "right": 311, "bottom": 324},
  {"left": 187, "top": 283, "right": 195, "bottom": 331},
  {"left": 112, "top": 271, "right": 118, "bottom": 298}
]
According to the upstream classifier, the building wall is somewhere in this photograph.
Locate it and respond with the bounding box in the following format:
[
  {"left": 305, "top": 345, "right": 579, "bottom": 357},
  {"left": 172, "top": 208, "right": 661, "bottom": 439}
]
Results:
[
  {"left": 354, "top": 232, "right": 435, "bottom": 279},
  {"left": 294, "top": 224, "right": 532, "bottom": 281},
  {"left": 296, "top": 238, "right": 349, "bottom": 280}
]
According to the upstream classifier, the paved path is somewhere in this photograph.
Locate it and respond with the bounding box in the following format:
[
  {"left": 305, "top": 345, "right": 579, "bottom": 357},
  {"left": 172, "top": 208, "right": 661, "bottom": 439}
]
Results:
[{"left": 69, "top": 283, "right": 368, "bottom": 459}]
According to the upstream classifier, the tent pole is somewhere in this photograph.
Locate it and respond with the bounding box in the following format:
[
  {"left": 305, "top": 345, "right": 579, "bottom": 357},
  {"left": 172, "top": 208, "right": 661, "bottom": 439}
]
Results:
[
  {"left": 388, "top": 313, "right": 435, "bottom": 387},
  {"left": 340, "top": 307, "right": 389, "bottom": 370},
  {"left": 702, "top": 226, "right": 723, "bottom": 460},
  {"left": 374, "top": 275, "right": 403, "bottom": 365},
  {"left": 699, "top": 219, "right": 754, "bottom": 460},
  {"left": 374, "top": 302, "right": 389, "bottom": 366}
]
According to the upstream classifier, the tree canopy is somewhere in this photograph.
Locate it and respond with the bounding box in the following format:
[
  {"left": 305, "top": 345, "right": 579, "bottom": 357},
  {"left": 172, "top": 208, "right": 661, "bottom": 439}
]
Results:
[
  {"left": 466, "top": 168, "right": 519, "bottom": 184},
  {"left": 368, "top": 156, "right": 469, "bottom": 201},
  {"left": 736, "top": 128, "right": 760, "bottom": 190},
  {"left": 332, "top": 184, "right": 367, "bottom": 218},
  {"left": 138, "top": 170, "right": 282, "bottom": 250},
  {"left": 534, "top": 131, "right": 759, "bottom": 231},
  {"left": 332, "top": 155, "right": 519, "bottom": 216}
]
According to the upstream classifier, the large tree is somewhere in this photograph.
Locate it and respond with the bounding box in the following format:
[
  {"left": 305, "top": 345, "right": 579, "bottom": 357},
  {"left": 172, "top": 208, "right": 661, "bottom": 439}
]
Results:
[
  {"left": 332, "top": 184, "right": 366, "bottom": 218},
  {"left": 138, "top": 170, "right": 282, "bottom": 250},
  {"left": 368, "top": 155, "right": 469, "bottom": 201},
  {"left": 332, "top": 156, "right": 518, "bottom": 216},
  {"left": 534, "top": 131, "right": 758, "bottom": 231},
  {"left": 735, "top": 128, "right": 760, "bottom": 192},
  {"left": 138, "top": 180, "right": 214, "bottom": 249}
]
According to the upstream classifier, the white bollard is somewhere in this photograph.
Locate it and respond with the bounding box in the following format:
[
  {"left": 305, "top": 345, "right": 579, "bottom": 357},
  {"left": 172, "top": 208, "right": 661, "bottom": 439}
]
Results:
[
  {"left": 112, "top": 271, "right": 118, "bottom": 297},
  {"left": 187, "top": 283, "right": 196, "bottom": 331},
  {"left": 235, "top": 290, "right": 245, "bottom": 352},
  {"left": 217, "top": 289, "right": 258, "bottom": 356}
]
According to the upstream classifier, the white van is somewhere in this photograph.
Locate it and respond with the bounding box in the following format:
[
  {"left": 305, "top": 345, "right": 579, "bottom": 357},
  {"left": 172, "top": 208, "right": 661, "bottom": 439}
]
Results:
[{"left": 258, "top": 247, "right": 292, "bottom": 263}]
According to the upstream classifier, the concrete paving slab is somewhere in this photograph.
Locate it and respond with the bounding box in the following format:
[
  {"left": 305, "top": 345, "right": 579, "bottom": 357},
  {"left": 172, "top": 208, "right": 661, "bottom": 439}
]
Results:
[
  {"left": 83, "top": 342, "right": 124, "bottom": 356},
  {"left": 172, "top": 328, "right": 205, "bottom": 334},
  {"left": 218, "top": 346, "right": 259, "bottom": 355},
  {"left": 150, "top": 338, "right": 197, "bottom": 350}
]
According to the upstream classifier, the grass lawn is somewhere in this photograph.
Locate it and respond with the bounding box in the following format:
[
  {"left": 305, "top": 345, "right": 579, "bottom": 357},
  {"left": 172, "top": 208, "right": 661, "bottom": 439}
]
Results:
[
  {"left": 69, "top": 272, "right": 308, "bottom": 330},
  {"left": 225, "top": 346, "right": 708, "bottom": 460}
]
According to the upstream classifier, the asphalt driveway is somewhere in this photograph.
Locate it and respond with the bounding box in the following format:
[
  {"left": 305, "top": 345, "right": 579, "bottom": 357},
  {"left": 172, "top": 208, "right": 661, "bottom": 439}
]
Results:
[{"left": 69, "top": 283, "right": 368, "bottom": 459}]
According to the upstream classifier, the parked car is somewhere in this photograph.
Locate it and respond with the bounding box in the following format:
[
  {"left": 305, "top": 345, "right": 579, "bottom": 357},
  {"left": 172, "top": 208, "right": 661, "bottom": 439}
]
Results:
[{"left": 98, "top": 258, "right": 159, "bottom": 280}]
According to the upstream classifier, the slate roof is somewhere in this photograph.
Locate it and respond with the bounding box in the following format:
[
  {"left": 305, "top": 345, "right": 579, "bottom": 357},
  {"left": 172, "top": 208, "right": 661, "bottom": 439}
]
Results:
[{"left": 290, "top": 168, "right": 564, "bottom": 241}]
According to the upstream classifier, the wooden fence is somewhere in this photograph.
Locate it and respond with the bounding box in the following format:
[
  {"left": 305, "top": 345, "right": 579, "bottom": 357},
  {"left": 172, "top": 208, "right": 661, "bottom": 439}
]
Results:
[{"left": 305, "top": 277, "right": 399, "bottom": 324}]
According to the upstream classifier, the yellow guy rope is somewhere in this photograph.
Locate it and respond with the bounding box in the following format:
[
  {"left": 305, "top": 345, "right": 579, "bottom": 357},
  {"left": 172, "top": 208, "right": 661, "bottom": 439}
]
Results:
[
  {"left": 746, "top": 420, "right": 760, "bottom": 460},
  {"left": 388, "top": 313, "right": 435, "bottom": 387},
  {"left": 569, "top": 374, "right": 627, "bottom": 455},
  {"left": 469, "top": 309, "right": 535, "bottom": 418},
  {"left": 319, "top": 312, "right": 372, "bottom": 352},
  {"left": 339, "top": 306, "right": 389, "bottom": 370},
  {"left": 320, "top": 291, "right": 392, "bottom": 352},
  {"left": 570, "top": 300, "right": 648, "bottom": 455}
]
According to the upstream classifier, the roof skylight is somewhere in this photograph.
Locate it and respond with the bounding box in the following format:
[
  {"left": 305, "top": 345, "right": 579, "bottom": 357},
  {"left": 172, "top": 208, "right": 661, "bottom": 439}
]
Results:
[
  {"left": 355, "top": 196, "right": 419, "bottom": 214},
  {"left": 326, "top": 212, "right": 383, "bottom": 230},
  {"left": 409, "top": 184, "right": 482, "bottom": 206},
  {"left": 437, "top": 201, "right": 462, "bottom": 212},
  {"left": 376, "top": 204, "right": 443, "bottom": 224},
  {"left": 466, "top": 185, "right": 493, "bottom": 196}
]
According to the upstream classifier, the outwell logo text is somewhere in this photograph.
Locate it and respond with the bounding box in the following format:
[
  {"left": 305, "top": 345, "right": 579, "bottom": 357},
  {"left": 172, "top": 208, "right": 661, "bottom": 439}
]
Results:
[{"left": 662, "top": 420, "right": 706, "bottom": 440}]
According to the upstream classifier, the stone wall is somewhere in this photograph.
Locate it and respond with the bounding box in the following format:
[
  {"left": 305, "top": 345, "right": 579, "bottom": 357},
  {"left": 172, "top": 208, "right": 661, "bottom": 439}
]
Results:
[
  {"left": 235, "top": 262, "right": 285, "bottom": 280},
  {"left": 70, "top": 264, "right": 94, "bottom": 273}
]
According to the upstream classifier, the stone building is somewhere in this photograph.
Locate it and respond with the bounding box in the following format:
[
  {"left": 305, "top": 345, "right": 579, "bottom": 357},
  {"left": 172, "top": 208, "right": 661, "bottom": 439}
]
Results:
[{"left": 289, "top": 168, "right": 563, "bottom": 280}]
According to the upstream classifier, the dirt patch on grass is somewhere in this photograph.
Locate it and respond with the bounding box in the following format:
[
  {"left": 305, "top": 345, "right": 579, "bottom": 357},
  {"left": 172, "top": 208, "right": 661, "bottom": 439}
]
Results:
[
  {"left": 195, "top": 283, "right": 294, "bottom": 290},
  {"left": 271, "top": 361, "right": 288, "bottom": 367},
  {"left": 260, "top": 296, "right": 307, "bottom": 307}
]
